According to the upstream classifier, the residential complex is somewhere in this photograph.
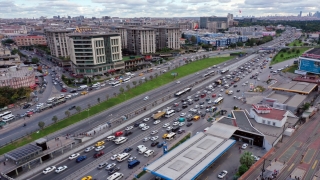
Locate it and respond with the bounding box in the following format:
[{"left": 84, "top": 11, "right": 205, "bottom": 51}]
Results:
[
  {"left": 0, "top": 66, "right": 35, "bottom": 89},
  {"left": 45, "top": 29, "right": 72, "bottom": 58},
  {"left": 13, "top": 35, "right": 46, "bottom": 47},
  {"left": 67, "top": 33, "right": 124, "bottom": 75},
  {"left": 200, "top": 13, "right": 237, "bottom": 32},
  {"left": 127, "top": 27, "right": 156, "bottom": 55}
]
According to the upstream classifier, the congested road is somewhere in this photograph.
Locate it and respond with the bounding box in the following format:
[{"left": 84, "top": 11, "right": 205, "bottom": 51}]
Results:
[{"left": 0, "top": 48, "right": 252, "bottom": 148}]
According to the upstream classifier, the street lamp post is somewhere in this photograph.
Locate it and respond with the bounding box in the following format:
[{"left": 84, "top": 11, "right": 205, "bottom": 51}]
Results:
[{"left": 258, "top": 156, "right": 272, "bottom": 180}]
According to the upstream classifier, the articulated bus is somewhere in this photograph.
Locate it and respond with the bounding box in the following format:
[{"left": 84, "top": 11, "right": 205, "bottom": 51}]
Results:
[
  {"left": 202, "top": 71, "right": 215, "bottom": 78},
  {"left": 214, "top": 97, "right": 224, "bottom": 105},
  {"left": 221, "top": 69, "right": 229, "bottom": 74},
  {"left": 0, "top": 111, "right": 12, "bottom": 118},
  {"left": 122, "top": 78, "right": 130, "bottom": 83},
  {"left": 111, "top": 81, "right": 121, "bottom": 87},
  {"left": 174, "top": 87, "right": 192, "bottom": 97}
]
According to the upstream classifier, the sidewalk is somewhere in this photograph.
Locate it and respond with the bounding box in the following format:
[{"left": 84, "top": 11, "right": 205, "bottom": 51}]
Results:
[{"left": 126, "top": 131, "right": 192, "bottom": 180}]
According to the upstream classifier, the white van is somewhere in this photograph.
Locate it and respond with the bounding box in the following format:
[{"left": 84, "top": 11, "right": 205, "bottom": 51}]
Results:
[
  {"left": 78, "top": 85, "right": 88, "bottom": 90},
  {"left": 106, "top": 136, "right": 115, "bottom": 141},
  {"left": 2, "top": 114, "right": 15, "bottom": 122},
  {"left": 138, "top": 146, "right": 148, "bottom": 154},
  {"left": 47, "top": 97, "right": 56, "bottom": 104},
  {"left": 107, "top": 172, "right": 124, "bottom": 180},
  {"left": 114, "top": 137, "right": 128, "bottom": 145},
  {"left": 144, "top": 150, "right": 154, "bottom": 157},
  {"left": 226, "top": 75, "right": 231, "bottom": 79},
  {"left": 116, "top": 153, "right": 131, "bottom": 162}
]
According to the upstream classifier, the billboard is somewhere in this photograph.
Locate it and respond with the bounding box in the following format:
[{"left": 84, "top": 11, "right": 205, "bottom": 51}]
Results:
[{"left": 299, "top": 58, "right": 320, "bottom": 74}]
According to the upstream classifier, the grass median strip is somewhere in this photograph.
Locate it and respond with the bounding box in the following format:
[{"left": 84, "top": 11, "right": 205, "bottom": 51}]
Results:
[
  {"left": 271, "top": 47, "right": 310, "bottom": 65},
  {"left": 0, "top": 56, "right": 233, "bottom": 155}
]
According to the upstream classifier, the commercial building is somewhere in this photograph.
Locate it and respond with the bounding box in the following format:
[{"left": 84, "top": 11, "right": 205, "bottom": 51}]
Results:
[
  {"left": 0, "top": 66, "right": 36, "bottom": 89},
  {"left": 269, "top": 81, "right": 318, "bottom": 95},
  {"left": 67, "top": 33, "right": 124, "bottom": 76},
  {"left": 298, "top": 48, "right": 320, "bottom": 74},
  {"left": 45, "top": 29, "right": 72, "bottom": 58},
  {"left": 127, "top": 27, "right": 156, "bottom": 55},
  {"left": 200, "top": 14, "right": 236, "bottom": 32},
  {"left": 13, "top": 35, "right": 47, "bottom": 47},
  {"left": 145, "top": 26, "right": 180, "bottom": 50}
]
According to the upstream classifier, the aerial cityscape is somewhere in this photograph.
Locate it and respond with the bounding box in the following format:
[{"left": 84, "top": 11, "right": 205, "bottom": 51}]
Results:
[{"left": 1, "top": 1, "right": 320, "bottom": 180}]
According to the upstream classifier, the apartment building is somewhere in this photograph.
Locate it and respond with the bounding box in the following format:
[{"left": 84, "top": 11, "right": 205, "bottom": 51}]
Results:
[
  {"left": 0, "top": 66, "right": 35, "bottom": 89},
  {"left": 127, "top": 27, "right": 156, "bottom": 55},
  {"left": 13, "top": 35, "right": 47, "bottom": 47},
  {"left": 145, "top": 26, "right": 180, "bottom": 51},
  {"left": 45, "top": 29, "right": 72, "bottom": 58},
  {"left": 67, "top": 33, "right": 124, "bottom": 76},
  {"left": 200, "top": 13, "right": 236, "bottom": 32},
  {"left": 113, "top": 26, "right": 128, "bottom": 49}
]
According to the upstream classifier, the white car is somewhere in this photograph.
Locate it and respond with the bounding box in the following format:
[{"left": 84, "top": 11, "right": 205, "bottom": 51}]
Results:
[
  {"left": 142, "top": 126, "right": 150, "bottom": 131},
  {"left": 166, "top": 126, "right": 172, "bottom": 131},
  {"left": 218, "top": 94, "right": 222, "bottom": 97},
  {"left": 150, "top": 136, "right": 159, "bottom": 141},
  {"left": 141, "top": 77, "right": 146, "bottom": 80},
  {"left": 72, "top": 93, "right": 79, "bottom": 96},
  {"left": 251, "top": 155, "right": 260, "bottom": 161},
  {"left": 43, "top": 166, "right": 56, "bottom": 174},
  {"left": 68, "top": 153, "right": 80, "bottom": 160},
  {"left": 125, "top": 126, "right": 133, "bottom": 131},
  {"left": 143, "top": 137, "right": 151, "bottom": 142},
  {"left": 153, "top": 120, "right": 161, "bottom": 125},
  {"left": 143, "top": 96, "right": 149, "bottom": 100},
  {"left": 173, "top": 122, "right": 179, "bottom": 126},
  {"left": 143, "top": 118, "right": 150, "bottom": 122},
  {"left": 163, "top": 123, "right": 170, "bottom": 128},
  {"left": 84, "top": 146, "right": 95, "bottom": 152},
  {"left": 208, "top": 100, "right": 212, "bottom": 104},
  {"left": 176, "top": 81, "right": 180, "bottom": 84},
  {"left": 179, "top": 122, "right": 185, "bottom": 127},
  {"left": 55, "top": 166, "right": 67, "bottom": 173},
  {"left": 218, "top": 170, "right": 228, "bottom": 179},
  {"left": 111, "top": 154, "right": 119, "bottom": 160},
  {"left": 220, "top": 89, "right": 224, "bottom": 92},
  {"left": 241, "top": 143, "right": 248, "bottom": 149},
  {"left": 95, "top": 146, "right": 105, "bottom": 151},
  {"left": 139, "top": 123, "right": 147, "bottom": 128},
  {"left": 150, "top": 130, "right": 158, "bottom": 135},
  {"left": 180, "top": 113, "right": 186, "bottom": 117},
  {"left": 105, "top": 163, "right": 116, "bottom": 170},
  {"left": 128, "top": 156, "right": 137, "bottom": 162},
  {"left": 106, "top": 136, "right": 115, "bottom": 141}
]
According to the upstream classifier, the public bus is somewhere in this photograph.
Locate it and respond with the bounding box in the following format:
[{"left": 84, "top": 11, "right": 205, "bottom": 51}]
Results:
[
  {"left": 174, "top": 87, "right": 192, "bottom": 97},
  {"left": 214, "top": 97, "right": 224, "bottom": 105},
  {"left": 165, "top": 109, "right": 175, "bottom": 118},
  {"left": 0, "top": 111, "right": 12, "bottom": 118},
  {"left": 165, "top": 132, "right": 176, "bottom": 141},
  {"left": 221, "top": 69, "right": 229, "bottom": 74},
  {"left": 111, "top": 81, "right": 121, "bottom": 87},
  {"left": 202, "top": 71, "right": 215, "bottom": 78}
]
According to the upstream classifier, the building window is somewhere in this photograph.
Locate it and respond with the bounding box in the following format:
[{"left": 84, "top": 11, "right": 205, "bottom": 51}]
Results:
[
  {"left": 268, "top": 121, "right": 271, "bottom": 125},
  {"left": 272, "top": 122, "right": 276, "bottom": 126},
  {"left": 262, "top": 120, "right": 266, "bottom": 124}
]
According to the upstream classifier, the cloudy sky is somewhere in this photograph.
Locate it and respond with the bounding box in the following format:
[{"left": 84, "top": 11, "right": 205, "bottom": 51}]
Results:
[{"left": 0, "top": 0, "right": 318, "bottom": 18}]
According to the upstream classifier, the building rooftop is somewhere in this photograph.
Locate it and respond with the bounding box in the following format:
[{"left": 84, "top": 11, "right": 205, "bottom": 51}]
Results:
[
  {"left": 0, "top": 66, "right": 34, "bottom": 80},
  {"left": 270, "top": 81, "right": 317, "bottom": 94},
  {"left": 144, "top": 126, "right": 236, "bottom": 180},
  {"left": 231, "top": 110, "right": 262, "bottom": 134},
  {"left": 253, "top": 108, "right": 286, "bottom": 121},
  {"left": 285, "top": 94, "right": 307, "bottom": 108},
  {"left": 68, "top": 32, "right": 120, "bottom": 37},
  {"left": 267, "top": 93, "right": 290, "bottom": 104},
  {"left": 45, "top": 29, "right": 73, "bottom": 33},
  {"left": 305, "top": 48, "right": 320, "bottom": 55}
]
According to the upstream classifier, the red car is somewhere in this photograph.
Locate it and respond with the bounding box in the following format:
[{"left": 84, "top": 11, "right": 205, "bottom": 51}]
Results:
[
  {"left": 115, "top": 131, "right": 123, "bottom": 137},
  {"left": 94, "top": 151, "right": 104, "bottom": 158},
  {"left": 212, "top": 94, "right": 216, "bottom": 98},
  {"left": 61, "top": 88, "right": 67, "bottom": 92}
]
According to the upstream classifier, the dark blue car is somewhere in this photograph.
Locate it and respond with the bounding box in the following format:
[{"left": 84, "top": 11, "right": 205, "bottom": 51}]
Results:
[
  {"left": 157, "top": 143, "right": 164, "bottom": 148},
  {"left": 76, "top": 155, "right": 87, "bottom": 162}
]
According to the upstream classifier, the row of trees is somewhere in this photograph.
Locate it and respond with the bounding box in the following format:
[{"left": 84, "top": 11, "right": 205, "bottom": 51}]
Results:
[
  {"left": 0, "top": 87, "right": 32, "bottom": 108},
  {"left": 236, "top": 151, "right": 256, "bottom": 177}
]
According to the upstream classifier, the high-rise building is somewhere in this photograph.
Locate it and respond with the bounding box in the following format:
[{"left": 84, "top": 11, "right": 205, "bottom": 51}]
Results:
[
  {"left": 299, "top": 11, "right": 302, "bottom": 17},
  {"left": 144, "top": 26, "right": 181, "bottom": 51},
  {"left": 127, "top": 27, "right": 156, "bottom": 55},
  {"left": 113, "top": 26, "right": 128, "bottom": 49},
  {"left": 45, "top": 29, "right": 72, "bottom": 58},
  {"left": 199, "top": 13, "right": 235, "bottom": 31},
  {"left": 67, "top": 33, "right": 124, "bottom": 75}
]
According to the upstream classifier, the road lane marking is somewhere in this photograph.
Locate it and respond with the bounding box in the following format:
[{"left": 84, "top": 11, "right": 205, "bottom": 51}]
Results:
[
  {"left": 227, "top": 154, "right": 232, "bottom": 159},
  {"left": 288, "top": 163, "right": 295, "bottom": 171},
  {"left": 212, "top": 165, "right": 220, "bottom": 171},
  {"left": 312, "top": 160, "right": 318, "bottom": 169}
]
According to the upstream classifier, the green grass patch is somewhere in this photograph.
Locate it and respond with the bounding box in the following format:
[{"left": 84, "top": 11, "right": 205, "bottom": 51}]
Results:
[
  {"left": 271, "top": 47, "right": 310, "bottom": 65},
  {"left": 169, "top": 133, "right": 191, "bottom": 151},
  {"left": 123, "top": 56, "right": 143, "bottom": 61},
  {"left": 283, "top": 64, "right": 298, "bottom": 73},
  {"left": 288, "top": 40, "right": 304, "bottom": 47},
  {"left": 0, "top": 56, "right": 233, "bottom": 155}
]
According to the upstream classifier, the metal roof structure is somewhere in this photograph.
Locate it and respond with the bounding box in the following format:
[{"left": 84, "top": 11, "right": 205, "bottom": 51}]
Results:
[
  {"left": 269, "top": 81, "right": 317, "bottom": 95},
  {"left": 144, "top": 130, "right": 236, "bottom": 180},
  {"left": 5, "top": 144, "right": 42, "bottom": 163}
]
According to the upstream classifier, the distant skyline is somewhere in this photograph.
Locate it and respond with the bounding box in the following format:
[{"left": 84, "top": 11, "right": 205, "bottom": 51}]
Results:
[{"left": 0, "top": 0, "right": 319, "bottom": 19}]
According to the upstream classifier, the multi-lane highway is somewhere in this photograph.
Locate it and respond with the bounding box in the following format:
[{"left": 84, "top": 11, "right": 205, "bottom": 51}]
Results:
[{"left": 0, "top": 48, "right": 253, "bottom": 147}]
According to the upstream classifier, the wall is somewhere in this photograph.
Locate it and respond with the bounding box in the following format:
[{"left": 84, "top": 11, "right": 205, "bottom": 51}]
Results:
[
  {"left": 299, "top": 58, "right": 320, "bottom": 74},
  {"left": 249, "top": 108, "right": 286, "bottom": 127}
]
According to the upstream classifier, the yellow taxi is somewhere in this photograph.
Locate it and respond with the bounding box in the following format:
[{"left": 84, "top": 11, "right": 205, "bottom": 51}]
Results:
[
  {"left": 81, "top": 91, "right": 88, "bottom": 95},
  {"left": 139, "top": 73, "right": 144, "bottom": 76},
  {"left": 162, "top": 133, "right": 168, "bottom": 139},
  {"left": 95, "top": 141, "right": 105, "bottom": 147},
  {"left": 81, "top": 176, "right": 92, "bottom": 180}
]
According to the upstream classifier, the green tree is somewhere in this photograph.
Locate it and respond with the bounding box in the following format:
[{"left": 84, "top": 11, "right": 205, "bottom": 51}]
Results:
[
  {"left": 31, "top": 57, "right": 39, "bottom": 64},
  {"left": 190, "top": 35, "right": 197, "bottom": 44},
  {"left": 126, "top": 84, "right": 131, "bottom": 91},
  {"left": 75, "top": 106, "right": 81, "bottom": 113},
  {"left": 240, "top": 151, "right": 255, "bottom": 168},
  {"left": 132, "top": 81, "right": 137, "bottom": 87},
  {"left": 2, "top": 39, "right": 14, "bottom": 45},
  {"left": 97, "top": 97, "right": 100, "bottom": 103},
  {"left": 88, "top": 78, "right": 92, "bottom": 84},
  {"left": 296, "top": 49, "right": 300, "bottom": 54},
  {"left": 280, "top": 54, "right": 284, "bottom": 58},
  {"left": 106, "top": 94, "right": 109, "bottom": 100},
  {"left": 138, "top": 80, "right": 142, "bottom": 85},
  {"left": 65, "top": 110, "right": 70, "bottom": 117},
  {"left": 52, "top": 116, "right": 58, "bottom": 123},
  {"left": 87, "top": 103, "right": 91, "bottom": 109},
  {"left": 149, "top": 75, "right": 153, "bottom": 80},
  {"left": 61, "top": 74, "right": 66, "bottom": 80},
  {"left": 238, "top": 164, "right": 249, "bottom": 176},
  {"left": 38, "top": 121, "right": 45, "bottom": 130},
  {"left": 113, "top": 92, "right": 117, "bottom": 97},
  {"left": 154, "top": 73, "right": 158, "bottom": 78},
  {"left": 119, "top": 87, "right": 125, "bottom": 94},
  {"left": 303, "top": 102, "right": 311, "bottom": 110}
]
